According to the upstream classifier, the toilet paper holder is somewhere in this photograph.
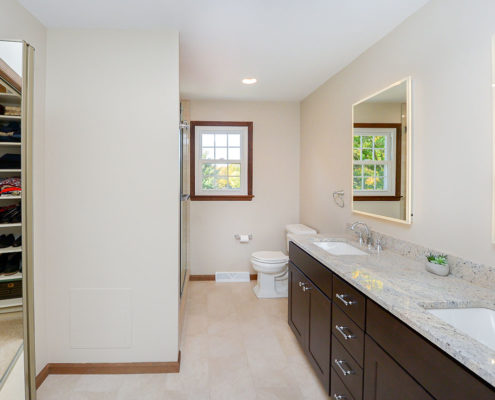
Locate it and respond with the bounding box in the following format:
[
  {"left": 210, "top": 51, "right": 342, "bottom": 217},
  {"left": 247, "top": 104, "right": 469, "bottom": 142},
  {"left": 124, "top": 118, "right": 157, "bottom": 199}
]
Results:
[{"left": 234, "top": 234, "right": 253, "bottom": 241}]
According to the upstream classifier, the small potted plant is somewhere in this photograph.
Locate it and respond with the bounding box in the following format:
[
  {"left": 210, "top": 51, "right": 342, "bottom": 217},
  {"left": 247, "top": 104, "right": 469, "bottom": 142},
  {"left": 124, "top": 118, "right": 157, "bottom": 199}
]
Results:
[{"left": 425, "top": 253, "right": 449, "bottom": 276}]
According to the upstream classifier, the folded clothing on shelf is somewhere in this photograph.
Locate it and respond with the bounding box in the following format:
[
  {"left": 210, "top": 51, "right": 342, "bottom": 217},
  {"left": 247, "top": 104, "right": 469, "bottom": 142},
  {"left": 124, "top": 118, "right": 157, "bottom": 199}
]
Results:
[
  {"left": 0, "top": 205, "right": 21, "bottom": 223},
  {"left": 0, "top": 121, "right": 20, "bottom": 142},
  {"left": 0, "top": 253, "right": 21, "bottom": 275},
  {"left": 0, "top": 154, "right": 20, "bottom": 169},
  {"left": 0, "top": 177, "right": 21, "bottom": 196},
  {"left": 0, "top": 105, "right": 21, "bottom": 116}
]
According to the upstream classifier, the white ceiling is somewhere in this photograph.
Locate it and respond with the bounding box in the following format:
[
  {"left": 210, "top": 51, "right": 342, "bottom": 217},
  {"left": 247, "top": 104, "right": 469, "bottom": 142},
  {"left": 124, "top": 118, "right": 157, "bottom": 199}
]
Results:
[{"left": 18, "top": 0, "right": 429, "bottom": 101}]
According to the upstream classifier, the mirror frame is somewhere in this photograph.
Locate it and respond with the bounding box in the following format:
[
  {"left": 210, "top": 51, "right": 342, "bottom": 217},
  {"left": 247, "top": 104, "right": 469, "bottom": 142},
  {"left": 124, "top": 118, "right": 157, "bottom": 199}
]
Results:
[
  {"left": 492, "top": 37, "right": 495, "bottom": 243},
  {"left": 0, "top": 39, "right": 36, "bottom": 399},
  {"left": 351, "top": 77, "right": 413, "bottom": 225},
  {"left": 21, "top": 41, "right": 36, "bottom": 400}
]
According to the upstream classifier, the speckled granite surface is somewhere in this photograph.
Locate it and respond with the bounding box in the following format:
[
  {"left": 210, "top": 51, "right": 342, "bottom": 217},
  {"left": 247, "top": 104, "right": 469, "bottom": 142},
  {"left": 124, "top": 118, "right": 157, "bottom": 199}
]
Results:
[
  {"left": 290, "top": 234, "right": 495, "bottom": 387},
  {"left": 0, "top": 311, "right": 23, "bottom": 385},
  {"left": 362, "top": 229, "right": 495, "bottom": 290}
]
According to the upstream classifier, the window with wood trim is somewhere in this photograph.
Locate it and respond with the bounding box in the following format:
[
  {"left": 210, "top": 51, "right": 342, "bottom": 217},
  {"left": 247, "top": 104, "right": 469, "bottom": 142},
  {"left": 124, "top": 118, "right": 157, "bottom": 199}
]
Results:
[
  {"left": 353, "top": 123, "right": 402, "bottom": 201},
  {"left": 190, "top": 121, "right": 253, "bottom": 201}
]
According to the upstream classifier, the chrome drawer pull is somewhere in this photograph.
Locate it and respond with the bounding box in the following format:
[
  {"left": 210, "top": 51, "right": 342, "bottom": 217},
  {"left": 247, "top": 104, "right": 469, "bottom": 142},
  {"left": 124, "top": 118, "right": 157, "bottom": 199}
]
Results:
[
  {"left": 334, "top": 359, "right": 355, "bottom": 376},
  {"left": 302, "top": 284, "right": 312, "bottom": 292},
  {"left": 298, "top": 281, "right": 304, "bottom": 287},
  {"left": 335, "top": 293, "right": 357, "bottom": 307},
  {"left": 335, "top": 325, "right": 356, "bottom": 340},
  {"left": 333, "top": 395, "right": 347, "bottom": 400}
]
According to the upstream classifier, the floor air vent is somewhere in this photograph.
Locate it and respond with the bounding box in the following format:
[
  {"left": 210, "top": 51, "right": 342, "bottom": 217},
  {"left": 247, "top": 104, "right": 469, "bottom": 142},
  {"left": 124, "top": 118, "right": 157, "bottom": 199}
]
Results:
[{"left": 215, "top": 272, "right": 250, "bottom": 282}]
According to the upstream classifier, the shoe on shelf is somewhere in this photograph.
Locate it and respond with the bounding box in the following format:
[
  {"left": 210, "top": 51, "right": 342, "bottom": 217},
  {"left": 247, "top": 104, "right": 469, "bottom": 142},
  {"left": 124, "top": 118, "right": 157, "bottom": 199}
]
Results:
[
  {"left": 0, "top": 205, "right": 20, "bottom": 223},
  {"left": 3, "top": 253, "right": 21, "bottom": 274},
  {"left": 0, "top": 234, "right": 14, "bottom": 248},
  {"left": 12, "top": 235, "right": 21, "bottom": 247},
  {"left": 0, "top": 254, "right": 8, "bottom": 274}
]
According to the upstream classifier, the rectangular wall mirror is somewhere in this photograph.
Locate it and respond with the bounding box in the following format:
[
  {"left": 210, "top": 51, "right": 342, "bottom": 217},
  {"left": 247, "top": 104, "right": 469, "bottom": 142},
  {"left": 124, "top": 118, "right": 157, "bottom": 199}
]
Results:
[
  {"left": 352, "top": 77, "right": 412, "bottom": 224},
  {"left": 0, "top": 40, "right": 35, "bottom": 399}
]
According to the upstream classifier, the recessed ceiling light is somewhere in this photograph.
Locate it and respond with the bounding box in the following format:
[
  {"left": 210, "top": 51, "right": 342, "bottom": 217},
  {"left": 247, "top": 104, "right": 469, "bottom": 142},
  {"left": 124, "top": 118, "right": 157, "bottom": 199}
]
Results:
[{"left": 242, "top": 78, "right": 257, "bottom": 85}]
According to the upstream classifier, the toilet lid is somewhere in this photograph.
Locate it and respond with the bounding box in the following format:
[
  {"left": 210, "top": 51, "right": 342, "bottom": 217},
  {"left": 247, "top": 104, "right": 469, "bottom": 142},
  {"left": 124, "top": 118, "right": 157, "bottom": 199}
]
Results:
[{"left": 252, "top": 251, "right": 288, "bottom": 263}]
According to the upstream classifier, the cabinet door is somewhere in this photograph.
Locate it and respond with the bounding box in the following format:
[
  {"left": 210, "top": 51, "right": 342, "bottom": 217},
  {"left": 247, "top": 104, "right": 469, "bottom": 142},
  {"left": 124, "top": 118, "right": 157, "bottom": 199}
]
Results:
[
  {"left": 364, "top": 335, "right": 433, "bottom": 400},
  {"left": 307, "top": 284, "right": 331, "bottom": 393},
  {"left": 288, "top": 263, "right": 309, "bottom": 348}
]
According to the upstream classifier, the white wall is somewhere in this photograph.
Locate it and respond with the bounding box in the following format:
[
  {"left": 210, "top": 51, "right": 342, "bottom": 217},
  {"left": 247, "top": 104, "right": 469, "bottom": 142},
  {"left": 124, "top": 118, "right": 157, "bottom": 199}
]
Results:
[
  {"left": 300, "top": 0, "right": 495, "bottom": 267},
  {"left": 0, "top": 0, "right": 47, "bottom": 374},
  {"left": 44, "top": 29, "right": 180, "bottom": 362},
  {"left": 189, "top": 100, "right": 300, "bottom": 275}
]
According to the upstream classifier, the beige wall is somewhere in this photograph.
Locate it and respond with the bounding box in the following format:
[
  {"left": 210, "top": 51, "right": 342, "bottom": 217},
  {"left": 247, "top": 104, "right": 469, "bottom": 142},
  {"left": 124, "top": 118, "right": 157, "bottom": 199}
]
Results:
[
  {"left": 300, "top": 0, "right": 495, "bottom": 266},
  {"left": 189, "top": 100, "right": 300, "bottom": 275},
  {"left": 353, "top": 102, "right": 401, "bottom": 123},
  {"left": 0, "top": 0, "right": 47, "bottom": 374},
  {"left": 44, "top": 29, "right": 180, "bottom": 362}
]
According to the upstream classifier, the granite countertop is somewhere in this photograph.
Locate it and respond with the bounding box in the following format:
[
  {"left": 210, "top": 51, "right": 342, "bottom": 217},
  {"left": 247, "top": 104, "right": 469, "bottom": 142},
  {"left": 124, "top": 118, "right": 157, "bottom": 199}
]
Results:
[
  {"left": 290, "top": 234, "right": 495, "bottom": 387},
  {"left": 0, "top": 311, "right": 23, "bottom": 384}
]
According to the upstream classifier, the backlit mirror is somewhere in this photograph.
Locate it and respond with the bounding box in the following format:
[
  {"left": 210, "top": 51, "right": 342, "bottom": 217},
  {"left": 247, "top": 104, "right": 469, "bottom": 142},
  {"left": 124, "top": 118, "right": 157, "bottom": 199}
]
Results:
[
  {"left": 352, "top": 77, "right": 412, "bottom": 224},
  {"left": 0, "top": 40, "right": 35, "bottom": 399}
]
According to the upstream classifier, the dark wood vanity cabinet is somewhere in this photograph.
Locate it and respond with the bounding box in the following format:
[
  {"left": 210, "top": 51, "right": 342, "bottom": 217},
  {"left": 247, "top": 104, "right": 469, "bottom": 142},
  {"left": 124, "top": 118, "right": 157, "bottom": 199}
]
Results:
[
  {"left": 288, "top": 242, "right": 495, "bottom": 400},
  {"left": 364, "top": 335, "right": 433, "bottom": 400},
  {"left": 289, "top": 263, "right": 310, "bottom": 346},
  {"left": 289, "top": 243, "right": 332, "bottom": 393}
]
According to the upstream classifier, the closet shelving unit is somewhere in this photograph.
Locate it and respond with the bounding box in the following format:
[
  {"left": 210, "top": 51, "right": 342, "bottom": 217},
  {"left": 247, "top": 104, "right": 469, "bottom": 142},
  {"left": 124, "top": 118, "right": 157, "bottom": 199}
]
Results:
[{"left": 0, "top": 71, "right": 23, "bottom": 313}]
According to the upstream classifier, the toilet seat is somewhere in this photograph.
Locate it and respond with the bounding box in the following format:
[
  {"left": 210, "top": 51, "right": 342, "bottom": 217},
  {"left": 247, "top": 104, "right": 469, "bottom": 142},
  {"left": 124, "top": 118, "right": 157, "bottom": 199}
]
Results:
[{"left": 251, "top": 251, "right": 288, "bottom": 264}]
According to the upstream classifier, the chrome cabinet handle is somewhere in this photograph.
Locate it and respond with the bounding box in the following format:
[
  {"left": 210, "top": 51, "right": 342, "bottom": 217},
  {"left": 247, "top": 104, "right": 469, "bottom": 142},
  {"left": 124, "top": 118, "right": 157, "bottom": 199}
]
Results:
[
  {"left": 333, "top": 395, "right": 347, "bottom": 400},
  {"left": 335, "top": 325, "right": 355, "bottom": 340},
  {"left": 298, "top": 281, "right": 304, "bottom": 287},
  {"left": 302, "top": 285, "right": 312, "bottom": 292},
  {"left": 335, "top": 293, "right": 357, "bottom": 307},
  {"left": 334, "top": 359, "right": 355, "bottom": 376}
]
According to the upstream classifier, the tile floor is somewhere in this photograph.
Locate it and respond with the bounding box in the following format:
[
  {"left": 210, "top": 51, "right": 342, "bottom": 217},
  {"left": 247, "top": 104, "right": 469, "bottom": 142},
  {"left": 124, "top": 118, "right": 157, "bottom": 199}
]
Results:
[{"left": 37, "top": 281, "right": 327, "bottom": 399}]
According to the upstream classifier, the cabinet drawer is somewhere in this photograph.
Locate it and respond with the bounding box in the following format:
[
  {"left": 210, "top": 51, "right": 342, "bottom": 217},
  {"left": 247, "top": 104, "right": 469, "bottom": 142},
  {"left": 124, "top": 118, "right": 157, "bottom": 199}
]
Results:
[
  {"left": 333, "top": 275, "right": 365, "bottom": 329},
  {"left": 332, "top": 335, "right": 363, "bottom": 400},
  {"left": 366, "top": 300, "right": 495, "bottom": 400},
  {"left": 331, "top": 368, "right": 355, "bottom": 400},
  {"left": 332, "top": 302, "right": 364, "bottom": 367},
  {"left": 289, "top": 242, "right": 332, "bottom": 298}
]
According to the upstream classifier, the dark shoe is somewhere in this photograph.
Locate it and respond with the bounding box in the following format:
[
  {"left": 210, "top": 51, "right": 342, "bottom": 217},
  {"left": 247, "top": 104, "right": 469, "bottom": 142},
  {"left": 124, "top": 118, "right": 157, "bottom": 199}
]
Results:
[
  {"left": 12, "top": 235, "right": 21, "bottom": 247},
  {"left": 2, "top": 253, "right": 21, "bottom": 274},
  {"left": 0, "top": 206, "right": 20, "bottom": 223},
  {"left": 0, "top": 154, "right": 21, "bottom": 169},
  {"left": 8, "top": 209, "right": 21, "bottom": 223},
  {"left": 0, "top": 234, "right": 14, "bottom": 248},
  {"left": 0, "top": 254, "right": 8, "bottom": 274}
]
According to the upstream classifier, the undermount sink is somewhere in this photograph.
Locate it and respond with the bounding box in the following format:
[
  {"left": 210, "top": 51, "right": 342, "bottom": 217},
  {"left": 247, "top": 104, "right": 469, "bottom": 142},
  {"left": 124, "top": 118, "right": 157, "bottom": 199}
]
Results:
[
  {"left": 427, "top": 308, "right": 495, "bottom": 352},
  {"left": 313, "top": 241, "right": 368, "bottom": 256}
]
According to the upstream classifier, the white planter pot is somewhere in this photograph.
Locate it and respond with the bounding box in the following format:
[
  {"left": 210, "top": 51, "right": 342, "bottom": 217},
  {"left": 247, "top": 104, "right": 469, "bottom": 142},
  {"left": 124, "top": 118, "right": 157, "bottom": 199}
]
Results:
[{"left": 425, "top": 261, "right": 449, "bottom": 276}]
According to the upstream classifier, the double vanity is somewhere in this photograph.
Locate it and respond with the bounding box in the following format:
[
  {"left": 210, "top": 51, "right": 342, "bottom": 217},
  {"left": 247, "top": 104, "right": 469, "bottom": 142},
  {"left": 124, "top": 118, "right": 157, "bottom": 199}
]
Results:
[{"left": 288, "top": 234, "right": 495, "bottom": 400}]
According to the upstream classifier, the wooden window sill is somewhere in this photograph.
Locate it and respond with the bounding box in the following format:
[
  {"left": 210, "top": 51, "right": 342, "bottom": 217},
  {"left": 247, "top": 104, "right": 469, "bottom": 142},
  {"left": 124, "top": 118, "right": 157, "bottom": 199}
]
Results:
[
  {"left": 190, "top": 195, "right": 255, "bottom": 201},
  {"left": 353, "top": 195, "right": 402, "bottom": 202}
]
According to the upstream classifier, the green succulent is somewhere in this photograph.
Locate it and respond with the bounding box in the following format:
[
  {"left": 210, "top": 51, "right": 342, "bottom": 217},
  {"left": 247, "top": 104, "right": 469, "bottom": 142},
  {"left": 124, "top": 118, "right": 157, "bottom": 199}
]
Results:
[{"left": 426, "top": 253, "right": 448, "bottom": 266}]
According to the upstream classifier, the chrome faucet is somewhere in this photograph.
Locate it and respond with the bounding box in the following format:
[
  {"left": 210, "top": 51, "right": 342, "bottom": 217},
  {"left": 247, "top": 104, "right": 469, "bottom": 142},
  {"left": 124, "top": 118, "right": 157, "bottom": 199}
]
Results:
[{"left": 350, "top": 222, "right": 371, "bottom": 248}]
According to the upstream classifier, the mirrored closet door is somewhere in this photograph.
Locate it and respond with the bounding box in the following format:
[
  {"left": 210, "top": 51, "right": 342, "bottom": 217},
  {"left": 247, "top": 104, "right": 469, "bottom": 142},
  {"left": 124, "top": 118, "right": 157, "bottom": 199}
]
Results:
[{"left": 0, "top": 40, "right": 35, "bottom": 400}]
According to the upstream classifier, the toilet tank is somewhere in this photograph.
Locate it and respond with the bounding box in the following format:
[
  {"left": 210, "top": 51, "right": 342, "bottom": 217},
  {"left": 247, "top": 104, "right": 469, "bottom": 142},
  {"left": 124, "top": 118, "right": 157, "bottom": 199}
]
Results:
[{"left": 285, "top": 224, "right": 317, "bottom": 252}]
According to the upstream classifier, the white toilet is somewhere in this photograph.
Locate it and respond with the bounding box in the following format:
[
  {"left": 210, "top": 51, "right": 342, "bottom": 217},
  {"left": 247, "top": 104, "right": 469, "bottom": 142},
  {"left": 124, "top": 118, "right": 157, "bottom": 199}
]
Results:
[{"left": 251, "top": 224, "right": 317, "bottom": 298}]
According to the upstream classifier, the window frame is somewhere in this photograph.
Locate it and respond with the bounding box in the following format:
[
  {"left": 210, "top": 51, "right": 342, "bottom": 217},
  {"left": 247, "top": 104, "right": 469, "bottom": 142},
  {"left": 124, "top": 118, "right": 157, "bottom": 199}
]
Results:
[
  {"left": 353, "top": 123, "right": 402, "bottom": 201},
  {"left": 190, "top": 121, "right": 254, "bottom": 201}
]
